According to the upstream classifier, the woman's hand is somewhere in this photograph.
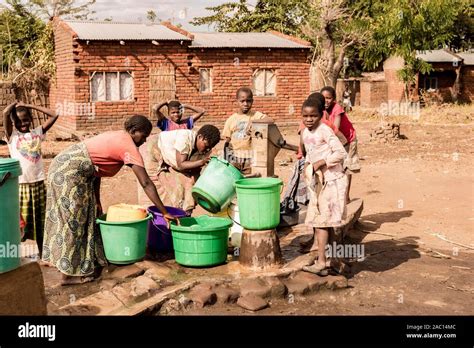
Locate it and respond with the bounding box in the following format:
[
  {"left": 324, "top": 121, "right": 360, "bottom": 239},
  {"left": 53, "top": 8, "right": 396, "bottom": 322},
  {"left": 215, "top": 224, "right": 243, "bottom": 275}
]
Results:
[
  {"left": 312, "top": 159, "right": 326, "bottom": 172},
  {"left": 163, "top": 213, "right": 180, "bottom": 228},
  {"left": 199, "top": 155, "right": 211, "bottom": 167}
]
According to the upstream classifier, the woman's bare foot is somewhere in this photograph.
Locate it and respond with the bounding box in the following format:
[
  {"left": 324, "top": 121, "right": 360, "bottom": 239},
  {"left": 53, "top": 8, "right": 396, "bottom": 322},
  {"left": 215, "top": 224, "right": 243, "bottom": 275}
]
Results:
[
  {"left": 61, "top": 274, "right": 96, "bottom": 286},
  {"left": 38, "top": 260, "right": 53, "bottom": 267},
  {"left": 303, "top": 261, "right": 328, "bottom": 276}
]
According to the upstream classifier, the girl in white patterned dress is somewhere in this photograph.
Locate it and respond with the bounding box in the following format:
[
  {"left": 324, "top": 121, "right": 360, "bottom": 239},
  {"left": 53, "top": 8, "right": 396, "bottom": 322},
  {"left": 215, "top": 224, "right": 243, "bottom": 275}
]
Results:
[{"left": 300, "top": 94, "right": 348, "bottom": 276}]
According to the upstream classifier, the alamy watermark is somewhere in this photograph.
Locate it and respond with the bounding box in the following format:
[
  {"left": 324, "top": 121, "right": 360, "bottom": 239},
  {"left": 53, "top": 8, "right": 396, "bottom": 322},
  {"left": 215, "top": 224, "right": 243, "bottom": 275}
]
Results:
[
  {"left": 56, "top": 100, "right": 96, "bottom": 120},
  {"left": 325, "top": 242, "right": 365, "bottom": 261},
  {"left": 379, "top": 100, "right": 420, "bottom": 119}
]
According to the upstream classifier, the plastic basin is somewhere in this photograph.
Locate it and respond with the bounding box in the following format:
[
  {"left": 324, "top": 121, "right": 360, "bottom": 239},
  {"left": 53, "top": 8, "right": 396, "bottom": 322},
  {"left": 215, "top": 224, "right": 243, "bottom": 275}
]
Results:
[
  {"left": 97, "top": 213, "right": 152, "bottom": 264},
  {"left": 170, "top": 215, "right": 232, "bottom": 267}
]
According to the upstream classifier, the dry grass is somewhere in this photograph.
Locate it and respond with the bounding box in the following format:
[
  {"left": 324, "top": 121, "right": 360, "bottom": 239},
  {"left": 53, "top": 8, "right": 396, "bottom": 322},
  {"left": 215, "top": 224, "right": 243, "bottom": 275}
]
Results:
[{"left": 349, "top": 104, "right": 474, "bottom": 125}]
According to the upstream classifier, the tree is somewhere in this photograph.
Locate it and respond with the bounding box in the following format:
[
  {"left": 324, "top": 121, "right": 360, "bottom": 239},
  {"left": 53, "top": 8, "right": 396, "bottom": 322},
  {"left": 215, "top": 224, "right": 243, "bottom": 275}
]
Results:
[
  {"left": 28, "top": 0, "right": 96, "bottom": 20},
  {"left": 359, "top": 0, "right": 464, "bottom": 100},
  {"left": 146, "top": 9, "right": 158, "bottom": 23},
  {"left": 191, "top": 0, "right": 309, "bottom": 37},
  {"left": 303, "top": 0, "right": 371, "bottom": 87}
]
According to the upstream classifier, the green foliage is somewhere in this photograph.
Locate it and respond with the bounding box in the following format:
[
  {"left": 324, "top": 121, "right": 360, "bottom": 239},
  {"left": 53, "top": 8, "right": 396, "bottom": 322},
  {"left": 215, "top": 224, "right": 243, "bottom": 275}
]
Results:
[
  {"left": 29, "top": 0, "right": 96, "bottom": 20},
  {"left": 191, "top": 0, "right": 310, "bottom": 38},
  {"left": 146, "top": 9, "right": 158, "bottom": 23}
]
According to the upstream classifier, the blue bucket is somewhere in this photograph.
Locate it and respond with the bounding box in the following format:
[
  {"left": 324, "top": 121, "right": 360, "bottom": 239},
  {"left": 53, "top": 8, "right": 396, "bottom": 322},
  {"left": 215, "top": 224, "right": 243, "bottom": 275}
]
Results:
[{"left": 147, "top": 206, "right": 189, "bottom": 253}]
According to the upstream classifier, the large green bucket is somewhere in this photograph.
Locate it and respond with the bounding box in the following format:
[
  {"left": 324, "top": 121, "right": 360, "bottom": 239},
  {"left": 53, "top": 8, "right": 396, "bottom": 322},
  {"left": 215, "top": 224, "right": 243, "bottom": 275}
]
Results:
[
  {"left": 192, "top": 157, "right": 243, "bottom": 214},
  {"left": 235, "top": 177, "right": 283, "bottom": 230},
  {"left": 96, "top": 213, "right": 152, "bottom": 265},
  {"left": 0, "top": 159, "right": 22, "bottom": 274},
  {"left": 170, "top": 215, "right": 232, "bottom": 267}
]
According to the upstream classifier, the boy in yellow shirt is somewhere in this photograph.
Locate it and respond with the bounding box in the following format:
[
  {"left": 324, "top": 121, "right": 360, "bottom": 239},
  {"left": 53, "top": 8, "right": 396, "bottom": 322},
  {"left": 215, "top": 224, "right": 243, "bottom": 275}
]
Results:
[{"left": 222, "top": 87, "right": 267, "bottom": 174}]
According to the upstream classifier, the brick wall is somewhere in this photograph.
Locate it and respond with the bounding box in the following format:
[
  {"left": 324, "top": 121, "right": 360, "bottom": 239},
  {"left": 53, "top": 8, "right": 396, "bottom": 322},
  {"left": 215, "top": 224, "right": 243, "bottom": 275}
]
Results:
[
  {"left": 51, "top": 24, "right": 311, "bottom": 133},
  {"left": 50, "top": 20, "right": 77, "bottom": 134},
  {"left": 461, "top": 66, "right": 474, "bottom": 102},
  {"left": 0, "top": 81, "right": 17, "bottom": 139},
  {"left": 360, "top": 80, "right": 387, "bottom": 108}
]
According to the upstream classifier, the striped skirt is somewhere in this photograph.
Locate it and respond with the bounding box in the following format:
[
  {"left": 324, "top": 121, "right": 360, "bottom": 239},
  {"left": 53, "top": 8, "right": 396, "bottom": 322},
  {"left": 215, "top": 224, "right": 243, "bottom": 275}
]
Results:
[
  {"left": 19, "top": 181, "right": 46, "bottom": 252},
  {"left": 42, "top": 142, "right": 107, "bottom": 276}
]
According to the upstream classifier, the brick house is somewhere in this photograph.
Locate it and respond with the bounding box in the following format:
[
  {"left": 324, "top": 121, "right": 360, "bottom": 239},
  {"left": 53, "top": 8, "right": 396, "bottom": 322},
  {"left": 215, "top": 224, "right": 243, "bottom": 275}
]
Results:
[{"left": 50, "top": 19, "right": 311, "bottom": 134}]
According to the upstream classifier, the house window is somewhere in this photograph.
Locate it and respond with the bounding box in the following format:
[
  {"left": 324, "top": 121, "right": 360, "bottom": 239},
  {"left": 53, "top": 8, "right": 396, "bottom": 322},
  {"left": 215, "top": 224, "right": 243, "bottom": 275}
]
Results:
[
  {"left": 253, "top": 69, "right": 276, "bottom": 96},
  {"left": 199, "top": 68, "right": 212, "bottom": 93},
  {"left": 91, "top": 72, "right": 133, "bottom": 101},
  {"left": 423, "top": 76, "right": 438, "bottom": 90}
]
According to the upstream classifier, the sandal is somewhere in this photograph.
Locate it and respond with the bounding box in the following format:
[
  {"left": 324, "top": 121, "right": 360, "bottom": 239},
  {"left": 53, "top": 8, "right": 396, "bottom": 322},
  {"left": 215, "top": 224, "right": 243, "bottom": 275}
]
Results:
[{"left": 303, "top": 262, "right": 329, "bottom": 276}]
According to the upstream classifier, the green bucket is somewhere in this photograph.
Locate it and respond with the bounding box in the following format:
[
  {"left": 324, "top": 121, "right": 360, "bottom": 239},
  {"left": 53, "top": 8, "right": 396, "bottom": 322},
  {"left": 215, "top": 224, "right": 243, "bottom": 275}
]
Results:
[
  {"left": 96, "top": 213, "right": 152, "bottom": 265},
  {"left": 0, "top": 159, "right": 22, "bottom": 274},
  {"left": 170, "top": 215, "right": 232, "bottom": 267},
  {"left": 192, "top": 157, "right": 244, "bottom": 214},
  {"left": 235, "top": 177, "right": 283, "bottom": 230}
]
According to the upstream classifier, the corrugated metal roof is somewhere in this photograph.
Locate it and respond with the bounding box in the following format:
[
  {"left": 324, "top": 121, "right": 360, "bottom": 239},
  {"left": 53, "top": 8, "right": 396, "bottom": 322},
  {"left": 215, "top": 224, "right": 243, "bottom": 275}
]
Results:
[
  {"left": 416, "top": 49, "right": 462, "bottom": 63},
  {"left": 457, "top": 51, "right": 474, "bottom": 65},
  {"left": 189, "top": 32, "right": 310, "bottom": 48},
  {"left": 64, "top": 20, "right": 191, "bottom": 41}
]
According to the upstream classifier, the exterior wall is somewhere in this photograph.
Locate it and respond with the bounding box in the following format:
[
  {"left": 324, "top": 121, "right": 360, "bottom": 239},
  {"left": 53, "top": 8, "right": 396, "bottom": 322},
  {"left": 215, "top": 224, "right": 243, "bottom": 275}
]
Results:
[
  {"left": 50, "top": 20, "right": 77, "bottom": 134},
  {"left": 460, "top": 66, "right": 474, "bottom": 102},
  {"left": 51, "top": 23, "right": 311, "bottom": 132},
  {"left": 0, "top": 81, "right": 17, "bottom": 136},
  {"left": 336, "top": 78, "right": 360, "bottom": 106},
  {"left": 359, "top": 80, "right": 387, "bottom": 108},
  {"left": 383, "top": 56, "right": 405, "bottom": 103}
]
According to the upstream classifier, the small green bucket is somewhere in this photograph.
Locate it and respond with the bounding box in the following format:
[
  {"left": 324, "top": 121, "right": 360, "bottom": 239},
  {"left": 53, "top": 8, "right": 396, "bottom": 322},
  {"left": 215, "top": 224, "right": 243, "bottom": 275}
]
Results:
[
  {"left": 170, "top": 215, "right": 232, "bottom": 267},
  {"left": 235, "top": 177, "right": 283, "bottom": 230},
  {"left": 96, "top": 213, "right": 152, "bottom": 265}
]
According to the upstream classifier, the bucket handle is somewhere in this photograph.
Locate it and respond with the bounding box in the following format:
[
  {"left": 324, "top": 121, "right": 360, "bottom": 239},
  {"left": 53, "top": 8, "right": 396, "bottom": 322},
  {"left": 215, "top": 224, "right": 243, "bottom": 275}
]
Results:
[
  {"left": 0, "top": 172, "right": 11, "bottom": 188},
  {"left": 227, "top": 205, "right": 243, "bottom": 227}
]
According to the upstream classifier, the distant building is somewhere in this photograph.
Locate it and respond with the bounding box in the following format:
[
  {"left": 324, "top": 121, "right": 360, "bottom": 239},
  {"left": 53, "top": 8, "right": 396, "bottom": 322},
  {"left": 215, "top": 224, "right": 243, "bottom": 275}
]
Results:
[{"left": 50, "top": 19, "right": 311, "bottom": 134}]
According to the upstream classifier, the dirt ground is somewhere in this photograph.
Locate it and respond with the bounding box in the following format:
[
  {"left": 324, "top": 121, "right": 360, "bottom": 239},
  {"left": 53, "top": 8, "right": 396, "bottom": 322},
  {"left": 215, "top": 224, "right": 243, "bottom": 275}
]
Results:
[{"left": 2, "top": 106, "right": 473, "bottom": 315}]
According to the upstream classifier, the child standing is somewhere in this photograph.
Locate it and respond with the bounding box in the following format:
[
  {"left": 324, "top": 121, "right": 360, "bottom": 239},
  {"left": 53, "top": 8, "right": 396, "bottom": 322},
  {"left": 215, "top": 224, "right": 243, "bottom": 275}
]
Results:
[
  {"left": 3, "top": 101, "right": 59, "bottom": 258},
  {"left": 153, "top": 100, "right": 205, "bottom": 131},
  {"left": 223, "top": 87, "right": 267, "bottom": 174},
  {"left": 300, "top": 94, "right": 348, "bottom": 276},
  {"left": 321, "top": 86, "right": 360, "bottom": 203}
]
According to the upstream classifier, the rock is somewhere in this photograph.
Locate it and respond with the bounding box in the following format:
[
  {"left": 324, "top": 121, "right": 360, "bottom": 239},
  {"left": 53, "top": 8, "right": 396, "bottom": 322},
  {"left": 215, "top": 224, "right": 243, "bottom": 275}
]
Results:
[
  {"left": 159, "top": 299, "right": 182, "bottom": 314},
  {"left": 131, "top": 276, "right": 160, "bottom": 301},
  {"left": 177, "top": 295, "right": 192, "bottom": 308},
  {"left": 99, "top": 278, "right": 120, "bottom": 291},
  {"left": 107, "top": 264, "right": 144, "bottom": 280},
  {"left": 111, "top": 282, "right": 134, "bottom": 306},
  {"left": 282, "top": 277, "right": 310, "bottom": 295},
  {"left": 188, "top": 284, "right": 217, "bottom": 308},
  {"left": 214, "top": 285, "right": 240, "bottom": 304},
  {"left": 262, "top": 277, "right": 287, "bottom": 298},
  {"left": 290, "top": 271, "right": 328, "bottom": 292},
  {"left": 61, "top": 290, "right": 123, "bottom": 315},
  {"left": 144, "top": 268, "right": 174, "bottom": 285},
  {"left": 325, "top": 275, "right": 349, "bottom": 290},
  {"left": 237, "top": 295, "right": 268, "bottom": 311},
  {"left": 239, "top": 278, "right": 272, "bottom": 298},
  {"left": 134, "top": 261, "right": 173, "bottom": 277}
]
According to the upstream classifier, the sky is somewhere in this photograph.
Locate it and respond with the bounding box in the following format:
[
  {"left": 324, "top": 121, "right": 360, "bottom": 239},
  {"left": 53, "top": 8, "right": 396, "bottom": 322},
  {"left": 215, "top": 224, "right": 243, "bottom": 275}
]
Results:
[{"left": 0, "top": 0, "right": 257, "bottom": 31}]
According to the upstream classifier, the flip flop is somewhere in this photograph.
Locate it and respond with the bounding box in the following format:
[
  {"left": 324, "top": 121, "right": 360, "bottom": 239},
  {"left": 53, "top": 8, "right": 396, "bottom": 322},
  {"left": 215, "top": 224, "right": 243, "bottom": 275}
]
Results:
[{"left": 303, "top": 263, "right": 328, "bottom": 276}]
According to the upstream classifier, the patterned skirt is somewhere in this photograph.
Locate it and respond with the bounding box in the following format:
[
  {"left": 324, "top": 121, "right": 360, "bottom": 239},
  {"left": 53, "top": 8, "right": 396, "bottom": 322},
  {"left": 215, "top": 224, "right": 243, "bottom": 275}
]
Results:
[
  {"left": 42, "top": 142, "right": 106, "bottom": 276},
  {"left": 19, "top": 181, "right": 46, "bottom": 250}
]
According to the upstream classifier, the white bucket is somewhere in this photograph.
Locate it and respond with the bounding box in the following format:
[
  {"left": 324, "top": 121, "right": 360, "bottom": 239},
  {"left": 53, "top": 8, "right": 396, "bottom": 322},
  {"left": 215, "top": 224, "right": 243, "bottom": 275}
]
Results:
[{"left": 212, "top": 202, "right": 243, "bottom": 248}]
